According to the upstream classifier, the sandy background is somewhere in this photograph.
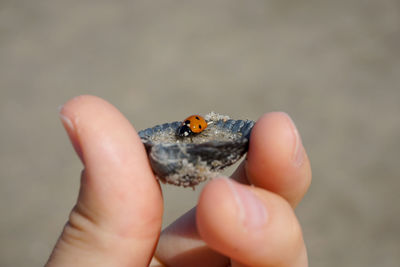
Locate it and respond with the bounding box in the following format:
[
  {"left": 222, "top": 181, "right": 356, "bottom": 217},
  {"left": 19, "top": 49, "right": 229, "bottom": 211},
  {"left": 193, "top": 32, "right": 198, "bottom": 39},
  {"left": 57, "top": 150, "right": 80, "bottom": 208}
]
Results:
[{"left": 1, "top": 1, "right": 399, "bottom": 266}]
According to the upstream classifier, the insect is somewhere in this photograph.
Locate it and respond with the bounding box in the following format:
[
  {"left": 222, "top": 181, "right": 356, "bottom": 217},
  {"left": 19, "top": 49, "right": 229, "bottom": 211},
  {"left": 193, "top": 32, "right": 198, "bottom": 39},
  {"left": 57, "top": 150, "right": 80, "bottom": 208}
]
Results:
[{"left": 177, "top": 115, "right": 208, "bottom": 137}]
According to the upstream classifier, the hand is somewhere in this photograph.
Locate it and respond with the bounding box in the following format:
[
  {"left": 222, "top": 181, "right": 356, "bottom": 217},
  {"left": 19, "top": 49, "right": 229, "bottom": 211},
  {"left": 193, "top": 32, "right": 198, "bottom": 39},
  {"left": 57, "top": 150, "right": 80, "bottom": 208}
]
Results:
[{"left": 47, "top": 95, "right": 311, "bottom": 267}]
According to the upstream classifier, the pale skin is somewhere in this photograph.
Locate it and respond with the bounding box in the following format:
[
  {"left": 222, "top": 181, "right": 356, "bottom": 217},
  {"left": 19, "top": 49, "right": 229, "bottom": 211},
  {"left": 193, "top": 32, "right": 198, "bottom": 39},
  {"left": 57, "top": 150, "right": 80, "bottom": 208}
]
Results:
[{"left": 47, "top": 95, "right": 312, "bottom": 267}]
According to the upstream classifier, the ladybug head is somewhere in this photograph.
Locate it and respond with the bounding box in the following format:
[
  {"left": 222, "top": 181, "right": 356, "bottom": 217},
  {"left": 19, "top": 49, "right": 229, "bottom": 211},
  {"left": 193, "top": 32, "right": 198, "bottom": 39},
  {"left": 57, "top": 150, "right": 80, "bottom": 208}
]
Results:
[{"left": 176, "top": 124, "right": 192, "bottom": 137}]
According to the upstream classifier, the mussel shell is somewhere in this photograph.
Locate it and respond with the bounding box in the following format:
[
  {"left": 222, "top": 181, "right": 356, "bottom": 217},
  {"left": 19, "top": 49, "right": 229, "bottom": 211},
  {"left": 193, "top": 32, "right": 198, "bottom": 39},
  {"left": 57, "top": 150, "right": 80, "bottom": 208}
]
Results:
[{"left": 138, "top": 118, "right": 255, "bottom": 187}]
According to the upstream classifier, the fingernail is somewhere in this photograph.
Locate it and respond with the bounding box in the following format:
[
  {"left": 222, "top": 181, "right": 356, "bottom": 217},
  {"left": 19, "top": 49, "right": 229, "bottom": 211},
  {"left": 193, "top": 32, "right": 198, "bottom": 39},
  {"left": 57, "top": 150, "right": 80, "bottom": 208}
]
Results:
[
  {"left": 58, "top": 105, "right": 84, "bottom": 162},
  {"left": 59, "top": 113, "right": 75, "bottom": 133},
  {"left": 223, "top": 178, "right": 268, "bottom": 229},
  {"left": 58, "top": 105, "right": 72, "bottom": 129},
  {"left": 283, "top": 113, "right": 305, "bottom": 167}
]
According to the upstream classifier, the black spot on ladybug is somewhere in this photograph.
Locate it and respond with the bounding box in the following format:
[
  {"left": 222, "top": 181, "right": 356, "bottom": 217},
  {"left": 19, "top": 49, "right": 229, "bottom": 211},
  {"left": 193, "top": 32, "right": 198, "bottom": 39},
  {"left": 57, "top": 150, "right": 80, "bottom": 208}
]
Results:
[{"left": 195, "top": 116, "right": 200, "bottom": 120}]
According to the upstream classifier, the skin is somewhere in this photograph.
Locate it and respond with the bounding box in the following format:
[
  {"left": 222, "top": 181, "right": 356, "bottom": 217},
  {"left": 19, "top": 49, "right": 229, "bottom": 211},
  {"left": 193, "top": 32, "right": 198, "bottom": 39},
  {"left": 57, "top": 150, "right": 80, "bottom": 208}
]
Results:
[{"left": 47, "top": 95, "right": 312, "bottom": 267}]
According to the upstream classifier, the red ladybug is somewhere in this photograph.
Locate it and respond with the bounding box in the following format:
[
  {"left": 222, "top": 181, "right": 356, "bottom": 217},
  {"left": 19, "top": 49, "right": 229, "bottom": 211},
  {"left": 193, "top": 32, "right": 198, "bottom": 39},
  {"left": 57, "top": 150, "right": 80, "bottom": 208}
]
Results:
[{"left": 177, "top": 115, "right": 208, "bottom": 137}]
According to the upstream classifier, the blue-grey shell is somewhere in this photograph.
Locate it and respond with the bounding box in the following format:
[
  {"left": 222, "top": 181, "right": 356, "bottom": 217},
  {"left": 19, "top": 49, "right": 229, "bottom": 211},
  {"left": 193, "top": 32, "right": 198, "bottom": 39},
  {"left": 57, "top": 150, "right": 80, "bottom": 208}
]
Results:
[{"left": 138, "top": 117, "right": 255, "bottom": 188}]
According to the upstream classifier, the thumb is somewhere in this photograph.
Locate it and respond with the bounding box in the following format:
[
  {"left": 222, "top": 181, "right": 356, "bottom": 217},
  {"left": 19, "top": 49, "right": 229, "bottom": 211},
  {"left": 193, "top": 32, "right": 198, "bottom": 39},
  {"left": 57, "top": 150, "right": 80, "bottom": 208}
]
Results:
[{"left": 46, "top": 95, "right": 163, "bottom": 266}]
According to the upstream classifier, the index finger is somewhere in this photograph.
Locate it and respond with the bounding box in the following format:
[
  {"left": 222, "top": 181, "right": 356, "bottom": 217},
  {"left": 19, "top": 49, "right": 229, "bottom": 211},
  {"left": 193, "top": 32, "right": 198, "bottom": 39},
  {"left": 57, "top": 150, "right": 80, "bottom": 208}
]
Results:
[{"left": 237, "top": 112, "right": 312, "bottom": 207}]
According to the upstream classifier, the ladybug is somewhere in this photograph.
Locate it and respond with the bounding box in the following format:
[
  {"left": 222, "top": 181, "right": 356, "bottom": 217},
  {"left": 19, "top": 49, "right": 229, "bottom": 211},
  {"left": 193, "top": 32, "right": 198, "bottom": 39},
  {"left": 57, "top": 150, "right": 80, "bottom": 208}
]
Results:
[{"left": 177, "top": 115, "right": 208, "bottom": 137}]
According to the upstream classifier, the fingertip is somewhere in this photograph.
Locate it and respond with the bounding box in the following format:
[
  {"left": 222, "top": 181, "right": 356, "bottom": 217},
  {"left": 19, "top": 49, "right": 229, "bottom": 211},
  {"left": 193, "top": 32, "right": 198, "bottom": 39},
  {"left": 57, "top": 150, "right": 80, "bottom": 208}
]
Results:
[
  {"left": 197, "top": 177, "right": 238, "bottom": 250},
  {"left": 246, "top": 112, "right": 311, "bottom": 207},
  {"left": 58, "top": 95, "right": 121, "bottom": 162},
  {"left": 60, "top": 95, "right": 149, "bottom": 173},
  {"left": 197, "top": 177, "right": 270, "bottom": 254},
  {"left": 197, "top": 178, "right": 307, "bottom": 266},
  {"left": 248, "top": 112, "right": 295, "bottom": 172},
  {"left": 58, "top": 95, "right": 162, "bottom": 234},
  {"left": 59, "top": 95, "right": 110, "bottom": 126}
]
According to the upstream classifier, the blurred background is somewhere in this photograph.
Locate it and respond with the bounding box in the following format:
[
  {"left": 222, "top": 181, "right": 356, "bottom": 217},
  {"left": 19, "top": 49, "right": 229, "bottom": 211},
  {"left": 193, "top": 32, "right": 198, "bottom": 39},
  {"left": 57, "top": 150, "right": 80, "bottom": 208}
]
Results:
[{"left": 1, "top": 0, "right": 399, "bottom": 266}]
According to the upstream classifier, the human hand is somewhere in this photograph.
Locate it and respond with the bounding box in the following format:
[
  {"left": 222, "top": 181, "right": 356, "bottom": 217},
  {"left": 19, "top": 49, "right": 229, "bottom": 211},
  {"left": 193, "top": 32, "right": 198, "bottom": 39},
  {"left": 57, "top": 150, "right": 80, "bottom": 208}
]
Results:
[{"left": 47, "top": 95, "right": 311, "bottom": 267}]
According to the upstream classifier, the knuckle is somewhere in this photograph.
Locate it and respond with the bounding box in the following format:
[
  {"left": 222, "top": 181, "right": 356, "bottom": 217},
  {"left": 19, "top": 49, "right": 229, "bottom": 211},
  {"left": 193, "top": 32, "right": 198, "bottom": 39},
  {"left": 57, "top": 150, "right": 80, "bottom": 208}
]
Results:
[{"left": 59, "top": 204, "right": 102, "bottom": 250}]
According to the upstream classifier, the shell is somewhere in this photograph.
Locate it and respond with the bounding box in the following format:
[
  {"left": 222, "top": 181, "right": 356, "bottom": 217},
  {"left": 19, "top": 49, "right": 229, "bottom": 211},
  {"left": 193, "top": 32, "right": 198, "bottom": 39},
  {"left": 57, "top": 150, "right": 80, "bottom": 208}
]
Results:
[{"left": 138, "top": 113, "right": 255, "bottom": 188}]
